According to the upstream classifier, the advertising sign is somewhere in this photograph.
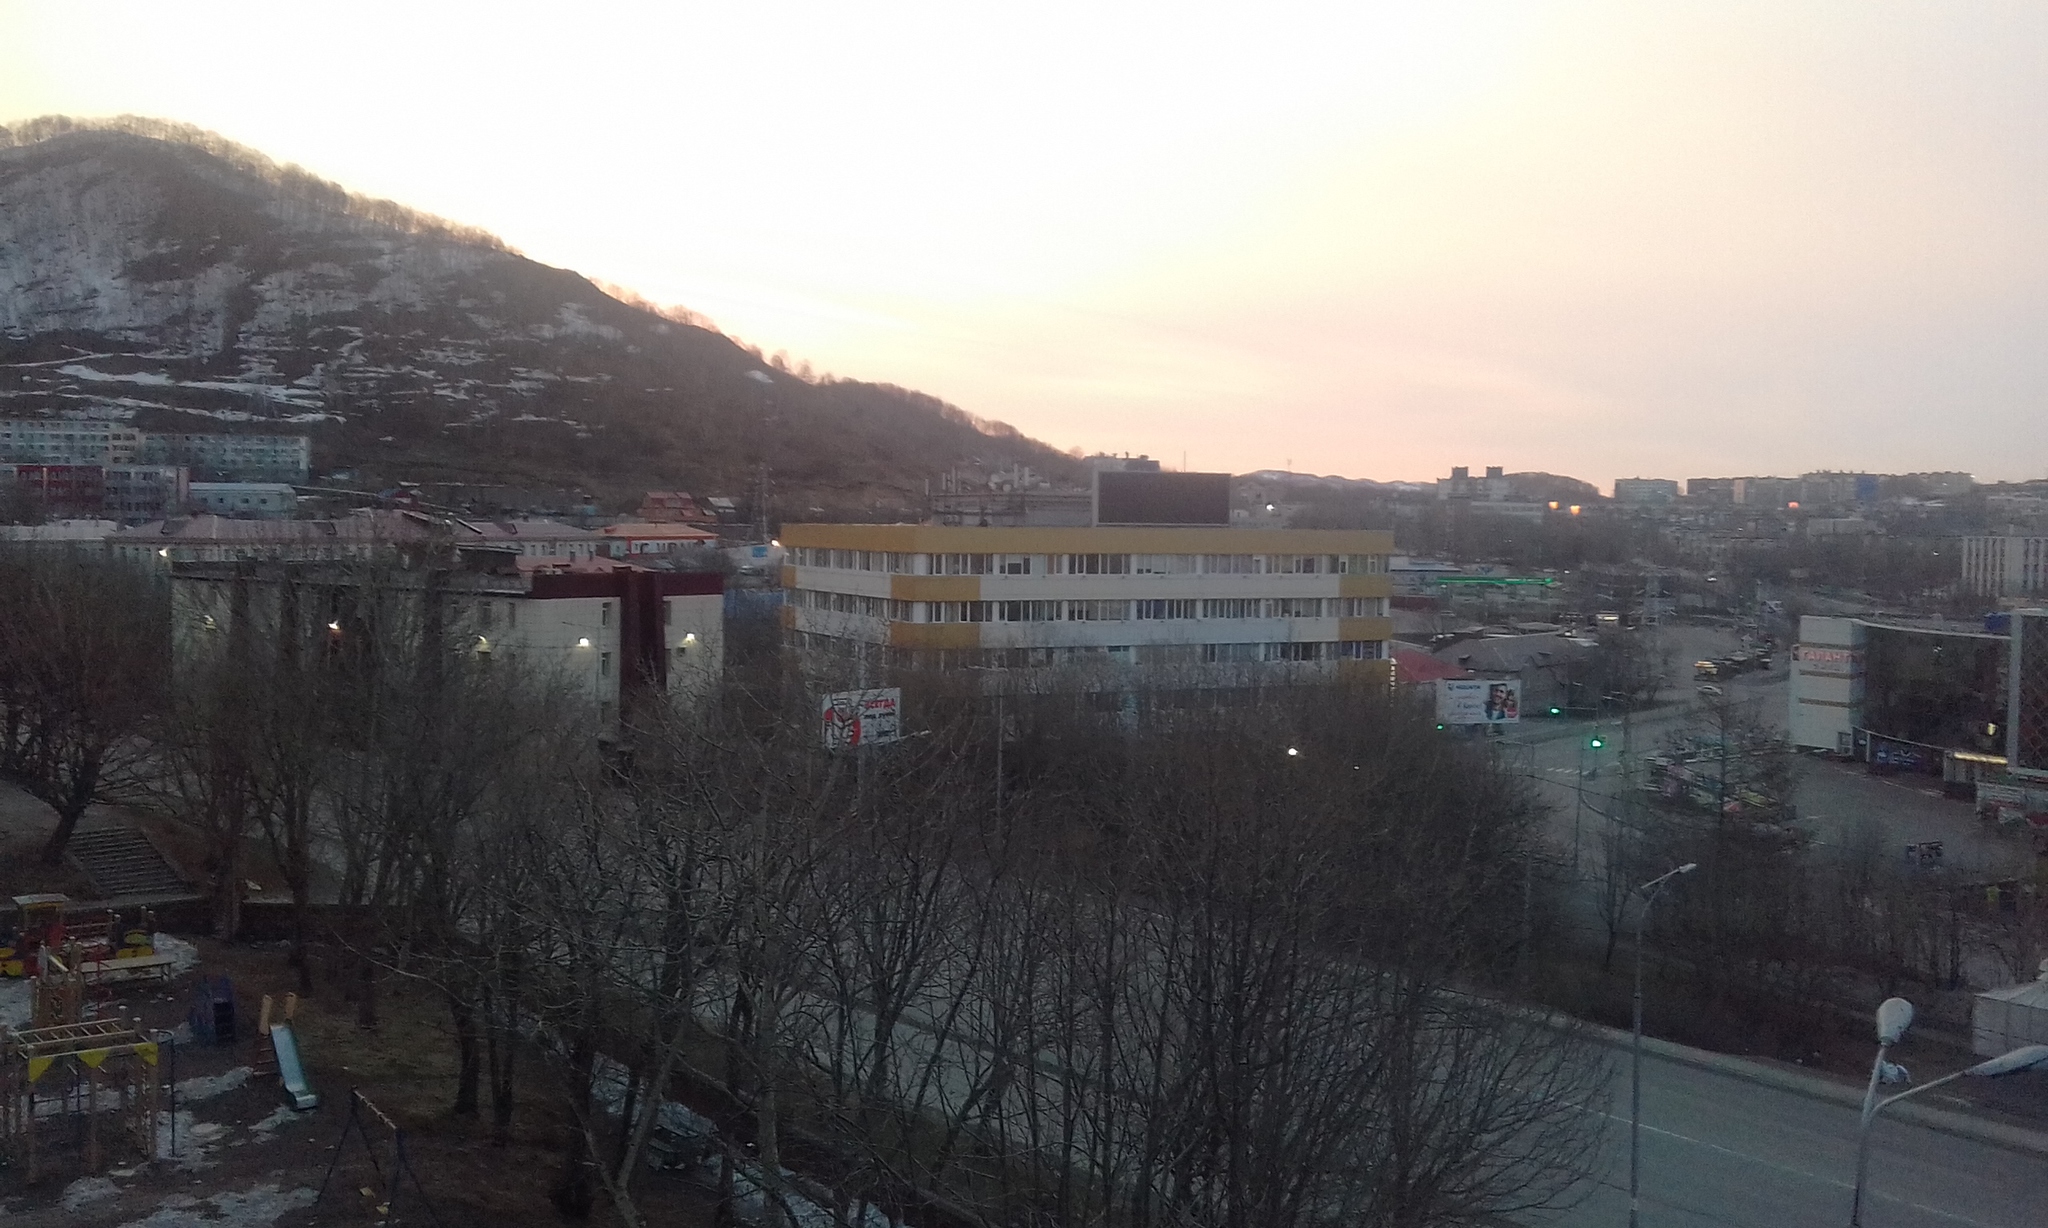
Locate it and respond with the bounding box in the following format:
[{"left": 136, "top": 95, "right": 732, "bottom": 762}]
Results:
[
  {"left": 821, "top": 688, "right": 902, "bottom": 750},
  {"left": 1437, "top": 678, "right": 1521, "bottom": 725}
]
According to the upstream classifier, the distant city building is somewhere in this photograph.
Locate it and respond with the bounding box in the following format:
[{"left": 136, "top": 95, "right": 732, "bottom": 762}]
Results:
[
  {"left": 455, "top": 517, "right": 603, "bottom": 561},
  {"left": 1612, "top": 478, "right": 1680, "bottom": 506},
  {"left": 0, "top": 463, "right": 108, "bottom": 518},
  {"left": 1685, "top": 477, "right": 1736, "bottom": 503},
  {"left": 1, "top": 462, "right": 188, "bottom": 521},
  {"left": 635, "top": 490, "right": 716, "bottom": 524},
  {"left": 0, "top": 519, "right": 118, "bottom": 549},
  {"left": 1961, "top": 536, "right": 2048, "bottom": 598},
  {"left": 0, "top": 419, "right": 310, "bottom": 483},
  {"left": 1436, "top": 465, "right": 1512, "bottom": 501},
  {"left": 1799, "top": 471, "right": 1879, "bottom": 508},
  {"left": 109, "top": 509, "right": 447, "bottom": 565},
  {"left": 189, "top": 481, "right": 297, "bottom": 518},
  {"left": 104, "top": 465, "right": 191, "bottom": 521},
  {"left": 0, "top": 419, "right": 142, "bottom": 465},
  {"left": 1805, "top": 517, "right": 1880, "bottom": 538},
  {"left": 1732, "top": 476, "right": 1802, "bottom": 507},
  {"left": 1897, "top": 472, "right": 1975, "bottom": 498},
  {"left": 599, "top": 522, "right": 722, "bottom": 558},
  {"left": 139, "top": 432, "right": 310, "bottom": 483}
]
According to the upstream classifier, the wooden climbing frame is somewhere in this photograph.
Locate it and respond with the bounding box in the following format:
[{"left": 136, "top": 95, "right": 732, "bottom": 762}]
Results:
[{"left": 0, "top": 1017, "right": 162, "bottom": 1182}]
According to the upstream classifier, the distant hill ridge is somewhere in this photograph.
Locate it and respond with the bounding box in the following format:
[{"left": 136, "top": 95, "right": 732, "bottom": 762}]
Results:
[{"left": 0, "top": 116, "right": 1079, "bottom": 516}]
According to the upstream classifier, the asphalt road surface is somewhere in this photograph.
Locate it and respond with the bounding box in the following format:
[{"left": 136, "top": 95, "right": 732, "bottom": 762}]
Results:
[{"left": 1528, "top": 1045, "right": 2048, "bottom": 1228}]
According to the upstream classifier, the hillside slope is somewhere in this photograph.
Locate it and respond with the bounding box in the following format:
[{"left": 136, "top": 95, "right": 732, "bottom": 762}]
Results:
[{"left": 0, "top": 117, "right": 1078, "bottom": 515}]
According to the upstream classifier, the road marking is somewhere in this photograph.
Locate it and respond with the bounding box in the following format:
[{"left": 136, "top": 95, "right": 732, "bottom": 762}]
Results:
[{"left": 1589, "top": 1110, "right": 2011, "bottom": 1227}]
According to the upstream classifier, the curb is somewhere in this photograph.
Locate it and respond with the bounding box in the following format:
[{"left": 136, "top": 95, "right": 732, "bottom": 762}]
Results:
[{"left": 1582, "top": 1022, "right": 2048, "bottom": 1158}]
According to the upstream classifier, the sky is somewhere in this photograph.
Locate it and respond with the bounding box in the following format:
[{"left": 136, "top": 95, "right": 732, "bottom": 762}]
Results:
[{"left": 4, "top": 2, "right": 2047, "bottom": 488}]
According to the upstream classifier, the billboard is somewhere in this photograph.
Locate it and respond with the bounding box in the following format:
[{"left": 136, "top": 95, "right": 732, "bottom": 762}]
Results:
[
  {"left": 1094, "top": 471, "right": 1231, "bottom": 526},
  {"left": 821, "top": 688, "right": 903, "bottom": 750},
  {"left": 1437, "top": 678, "right": 1521, "bottom": 725}
]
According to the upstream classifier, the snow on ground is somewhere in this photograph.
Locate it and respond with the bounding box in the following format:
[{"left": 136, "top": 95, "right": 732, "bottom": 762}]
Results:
[
  {"left": 176, "top": 1065, "right": 251, "bottom": 1103},
  {"left": 113, "top": 1183, "right": 316, "bottom": 1228},
  {"left": 53, "top": 365, "right": 326, "bottom": 406},
  {"left": 0, "top": 978, "right": 29, "bottom": 1028},
  {"left": 156, "top": 1109, "right": 230, "bottom": 1171},
  {"left": 245, "top": 1104, "right": 311, "bottom": 1136},
  {"left": 155, "top": 934, "right": 200, "bottom": 977},
  {"left": 61, "top": 1176, "right": 120, "bottom": 1212}
]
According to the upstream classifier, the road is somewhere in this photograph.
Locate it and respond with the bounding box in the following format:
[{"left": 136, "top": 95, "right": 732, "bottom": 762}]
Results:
[{"left": 1529, "top": 1044, "right": 2048, "bottom": 1228}]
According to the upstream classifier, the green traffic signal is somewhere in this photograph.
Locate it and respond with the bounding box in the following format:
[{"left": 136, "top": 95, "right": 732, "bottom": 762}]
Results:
[{"left": 1589, "top": 737, "right": 1605, "bottom": 749}]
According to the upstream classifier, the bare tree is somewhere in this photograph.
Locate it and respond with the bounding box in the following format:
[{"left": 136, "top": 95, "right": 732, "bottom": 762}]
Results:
[{"left": 0, "top": 550, "right": 165, "bottom": 863}]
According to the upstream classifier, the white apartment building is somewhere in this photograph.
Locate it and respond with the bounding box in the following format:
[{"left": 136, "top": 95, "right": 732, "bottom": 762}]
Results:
[
  {"left": 0, "top": 419, "right": 142, "bottom": 464},
  {"left": 139, "top": 432, "right": 311, "bottom": 483},
  {"left": 780, "top": 524, "right": 1395, "bottom": 684},
  {"left": 1962, "top": 536, "right": 2048, "bottom": 599}
]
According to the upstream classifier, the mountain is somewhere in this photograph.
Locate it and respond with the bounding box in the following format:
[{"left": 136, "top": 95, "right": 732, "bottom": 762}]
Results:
[{"left": 0, "top": 116, "right": 1080, "bottom": 517}]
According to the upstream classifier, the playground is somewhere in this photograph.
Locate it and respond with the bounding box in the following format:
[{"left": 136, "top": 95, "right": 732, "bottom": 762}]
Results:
[
  {"left": 0, "top": 931, "right": 721, "bottom": 1228},
  {"left": 0, "top": 784, "right": 716, "bottom": 1228}
]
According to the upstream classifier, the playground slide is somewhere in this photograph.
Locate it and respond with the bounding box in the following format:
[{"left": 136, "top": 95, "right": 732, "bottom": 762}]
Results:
[{"left": 270, "top": 1022, "right": 319, "bottom": 1111}]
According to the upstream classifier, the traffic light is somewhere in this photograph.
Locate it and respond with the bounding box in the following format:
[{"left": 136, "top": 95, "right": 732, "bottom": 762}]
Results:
[
  {"left": 1549, "top": 706, "right": 1562, "bottom": 716},
  {"left": 1589, "top": 736, "right": 1605, "bottom": 749}
]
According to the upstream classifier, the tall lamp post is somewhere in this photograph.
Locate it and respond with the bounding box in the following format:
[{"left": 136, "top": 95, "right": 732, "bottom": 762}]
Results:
[
  {"left": 1848, "top": 995, "right": 2048, "bottom": 1226},
  {"left": 1629, "top": 861, "right": 1697, "bottom": 1228}
]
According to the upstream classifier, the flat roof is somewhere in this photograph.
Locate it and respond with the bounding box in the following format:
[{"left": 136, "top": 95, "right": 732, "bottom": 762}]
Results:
[{"left": 782, "top": 524, "right": 1394, "bottom": 552}]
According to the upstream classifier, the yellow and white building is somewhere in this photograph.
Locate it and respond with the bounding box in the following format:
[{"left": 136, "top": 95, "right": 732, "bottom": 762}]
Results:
[{"left": 780, "top": 525, "right": 1395, "bottom": 686}]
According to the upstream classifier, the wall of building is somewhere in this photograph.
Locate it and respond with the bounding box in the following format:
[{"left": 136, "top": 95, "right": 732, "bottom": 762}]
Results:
[
  {"left": 1789, "top": 616, "right": 1865, "bottom": 754},
  {"left": 190, "top": 482, "right": 297, "bottom": 518},
  {"left": 780, "top": 525, "right": 1394, "bottom": 684}
]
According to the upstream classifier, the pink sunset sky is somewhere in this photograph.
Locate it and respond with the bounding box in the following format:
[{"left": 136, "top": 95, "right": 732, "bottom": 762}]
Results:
[{"left": 5, "top": 2, "right": 2046, "bottom": 487}]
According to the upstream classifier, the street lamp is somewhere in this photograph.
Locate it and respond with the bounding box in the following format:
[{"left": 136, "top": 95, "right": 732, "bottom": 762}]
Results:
[
  {"left": 1849, "top": 996, "right": 2048, "bottom": 1226},
  {"left": 1629, "top": 862, "right": 1697, "bottom": 1228}
]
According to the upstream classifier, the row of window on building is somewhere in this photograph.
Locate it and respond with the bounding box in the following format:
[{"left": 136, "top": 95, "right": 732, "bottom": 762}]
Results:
[
  {"left": 793, "top": 632, "right": 1386, "bottom": 669},
  {"left": 790, "top": 592, "right": 1390, "bottom": 622},
  {"left": 788, "top": 548, "right": 1387, "bottom": 576}
]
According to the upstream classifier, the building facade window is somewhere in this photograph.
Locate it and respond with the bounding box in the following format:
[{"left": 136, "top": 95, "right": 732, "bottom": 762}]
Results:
[{"left": 1200, "top": 598, "right": 1260, "bottom": 619}]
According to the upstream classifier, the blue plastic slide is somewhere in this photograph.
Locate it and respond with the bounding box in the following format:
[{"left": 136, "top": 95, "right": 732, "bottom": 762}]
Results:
[{"left": 271, "top": 1023, "right": 319, "bottom": 1110}]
